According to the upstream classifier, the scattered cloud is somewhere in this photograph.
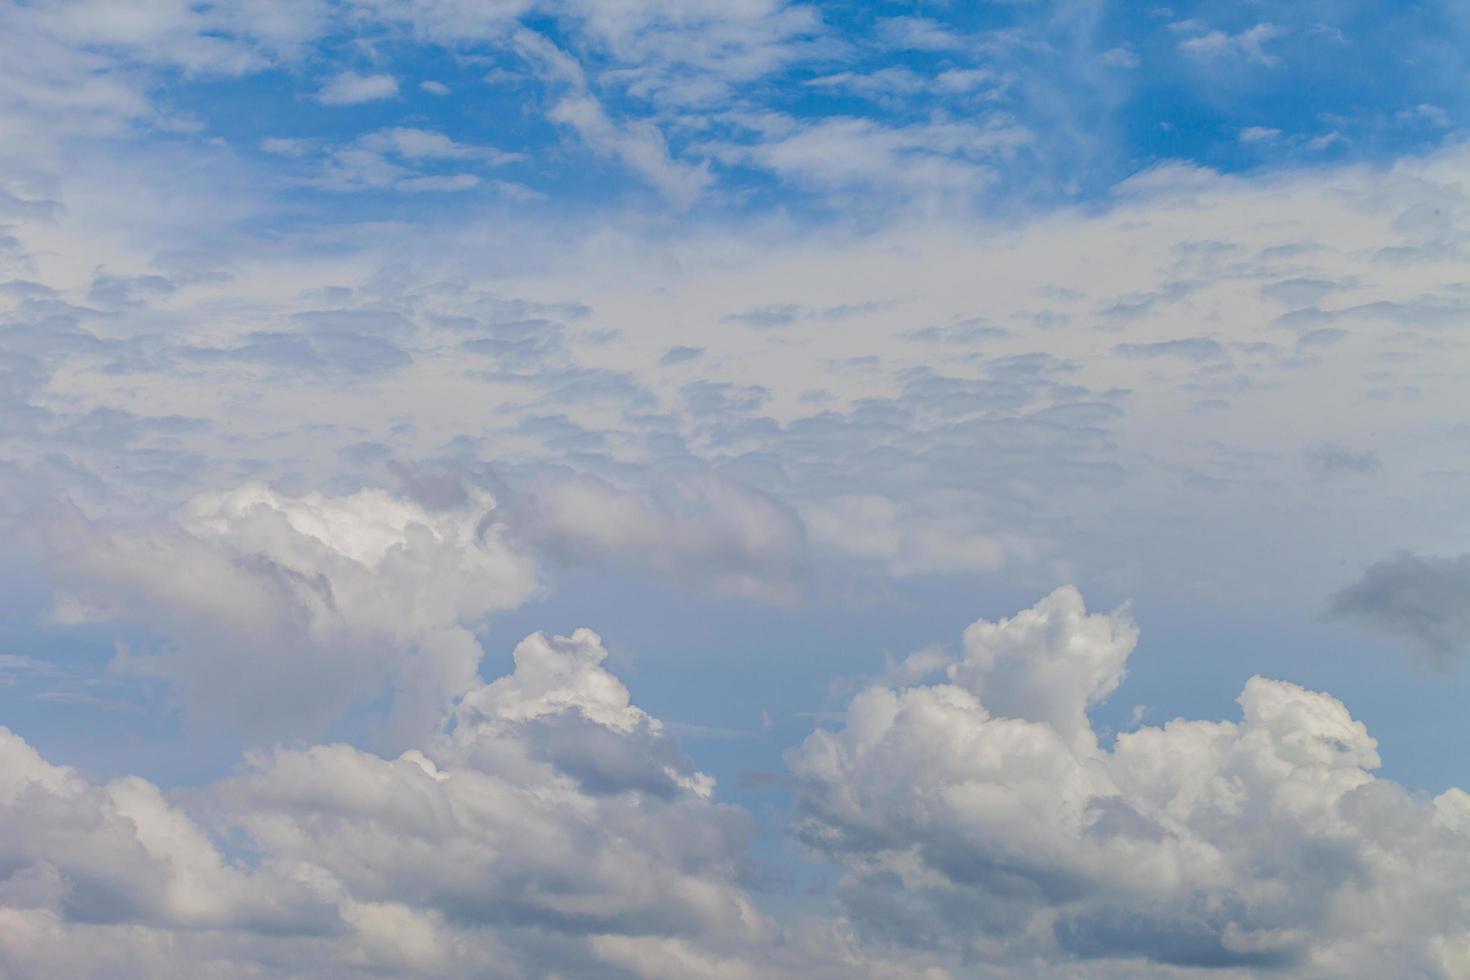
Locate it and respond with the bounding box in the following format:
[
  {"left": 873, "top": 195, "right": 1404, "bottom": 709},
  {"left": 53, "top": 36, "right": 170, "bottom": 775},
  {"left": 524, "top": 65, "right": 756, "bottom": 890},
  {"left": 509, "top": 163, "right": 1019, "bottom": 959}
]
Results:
[
  {"left": 1328, "top": 553, "right": 1470, "bottom": 668},
  {"left": 1178, "top": 22, "right": 1287, "bottom": 66},
  {"left": 1305, "top": 443, "right": 1382, "bottom": 478},
  {"left": 314, "top": 71, "right": 400, "bottom": 105}
]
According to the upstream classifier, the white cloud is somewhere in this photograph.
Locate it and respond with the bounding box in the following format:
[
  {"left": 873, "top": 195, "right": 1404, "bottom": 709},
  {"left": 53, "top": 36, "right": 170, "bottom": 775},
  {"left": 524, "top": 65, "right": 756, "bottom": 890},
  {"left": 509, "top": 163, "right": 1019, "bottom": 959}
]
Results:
[
  {"left": 303, "top": 128, "right": 517, "bottom": 193},
  {"left": 0, "top": 625, "right": 955, "bottom": 979},
  {"left": 0, "top": 630, "right": 750, "bottom": 977},
  {"left": 1102, "top": 46, "right": 1140, "bottom": 69},
  {"left": 315, "top": 71, "right": 400, "bottom": 105},
  {"left": 1240, "top": 125, "right": 1282, "bottom": 143},
  {"left": 875, "top": 16, "right": 965, "bottom": 52},
  {"left": 1178, "top": 23, "right": 1287, "bottom": 66},
  {"left": 709, "top": 115, "right": 1030, "bottom": 209},
  {"left": 509, "top": 28, "right": 712, "bottom": 207},
  {"left": 48, "top": 484, "right": 541, "bottom": 743},
  {"left": 547, "top": 91, "right": 713, "bottom": 208},
  {"left": 9, "top": 587, "right": 1470, "bottom": 976},
  {"left": 790, "top": 588, "right": 1470, "bottom": 974},
  {"left": 396, "top": 173, "right": 481, "bottom": 192},
  {"left": 803, "top": 495, "right": 1010, "bottom": 577},
  {"left": 515, "top": 472, "right": 807, "bottom": 602},
  {"left": 357, "top": 127, "right": 516, "bottom": 163}
]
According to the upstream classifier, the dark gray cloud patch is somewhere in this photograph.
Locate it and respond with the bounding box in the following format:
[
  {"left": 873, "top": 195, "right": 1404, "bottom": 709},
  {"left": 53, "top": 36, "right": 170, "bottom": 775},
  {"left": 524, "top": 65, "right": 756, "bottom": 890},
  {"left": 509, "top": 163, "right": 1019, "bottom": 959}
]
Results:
[
  {"left": 87, "top": 271, "right": 175, "bottom": 309},
  {"left": 1260, "top": 277, "right": 1344, "bottom": 308},
  {"left": 1328, "top": 552, "right": 1470, "bottom": 667},
  {"left": 721, "top": 303, "right": 800, "bottom": 329},
  {"left": 1113, "top": 337, "right": 1228, "bottom": 362},
  {"left": 1305, "top": 442, "right": 1381, "bottom": 478},
  {"left": 660, "top": 345, "right": 703, "bottom": 365},
  {"left": 213, "top": 330, "right": 413, "bottom": 375}
]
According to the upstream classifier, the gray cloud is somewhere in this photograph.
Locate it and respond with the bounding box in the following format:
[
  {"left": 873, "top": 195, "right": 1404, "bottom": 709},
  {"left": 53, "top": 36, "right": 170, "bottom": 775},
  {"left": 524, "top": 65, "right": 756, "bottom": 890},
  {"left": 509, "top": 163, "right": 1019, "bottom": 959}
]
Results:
[
  {"left": 1328, "top": 552, "right": 1470, "bottom": 667},
  {"left": 1113, "top": 337, "right": 1228, "bottom": 362},
  {"left": 1305, "top": 442, "right": 1382, "bottom": 478}
]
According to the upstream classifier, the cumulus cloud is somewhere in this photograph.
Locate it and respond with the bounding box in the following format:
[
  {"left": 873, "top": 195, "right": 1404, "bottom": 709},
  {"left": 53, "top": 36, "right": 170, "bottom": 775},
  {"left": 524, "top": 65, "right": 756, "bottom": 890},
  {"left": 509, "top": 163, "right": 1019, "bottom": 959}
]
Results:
[
  {"left": 0, "top": 625, "right": 951, "bottom": 980},
  {"left": 0, "top": 630, "right": 751, "bottom": 978},
  {"left": 1328, "top": 552, "right": 1470, "bottom": 667},
  {"left": 790, "top": 587, "right": 1470, "bottom": 975},
  {"left": 46, "top": 484, "right": 541, "bottom": 742}
]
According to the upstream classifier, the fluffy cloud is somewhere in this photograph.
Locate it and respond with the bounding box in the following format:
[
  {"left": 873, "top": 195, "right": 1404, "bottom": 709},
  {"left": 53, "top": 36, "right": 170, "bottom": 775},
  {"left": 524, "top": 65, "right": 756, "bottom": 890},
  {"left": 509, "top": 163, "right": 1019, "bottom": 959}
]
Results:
[
  {"left": 47, "top": 484, "right": 541, "bottom": 742},
  {"left": 0, "top": 628, "right": 756, "bottom": 978},
  {"left": 0, "top": 624, "right": 956, "bottom": 979},
  {"left": 12, "top": 586, "right": 1470, "bottom": 977},
  {"left": 790, "top": 587, "right": 1470, "bottom": 975}
]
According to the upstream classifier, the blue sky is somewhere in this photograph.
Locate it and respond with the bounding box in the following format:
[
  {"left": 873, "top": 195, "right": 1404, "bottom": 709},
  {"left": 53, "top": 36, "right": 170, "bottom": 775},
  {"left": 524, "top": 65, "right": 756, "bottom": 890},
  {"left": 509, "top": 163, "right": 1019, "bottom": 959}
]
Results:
[{"left": 2, "top": 1, "right": 1470, "bottom": 977}]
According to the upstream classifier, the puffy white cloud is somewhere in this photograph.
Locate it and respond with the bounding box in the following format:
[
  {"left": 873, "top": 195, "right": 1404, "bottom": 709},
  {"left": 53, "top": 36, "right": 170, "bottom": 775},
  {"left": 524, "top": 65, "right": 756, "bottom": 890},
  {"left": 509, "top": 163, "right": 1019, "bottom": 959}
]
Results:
[
  {"left": 0, "top": 629, "right": 728, "bottom": 976},
  {"left": 48, "top": 484, "right": 541, "bottom": 742},
  {"left": 0, "top": 624, "right": 953, "bottom": 979},
  {"left": 12, "top": 580, "right": 1470, "bottom": 976},
  {"left": 790, "top": 588, "right": 1470, "bottom": 975}
]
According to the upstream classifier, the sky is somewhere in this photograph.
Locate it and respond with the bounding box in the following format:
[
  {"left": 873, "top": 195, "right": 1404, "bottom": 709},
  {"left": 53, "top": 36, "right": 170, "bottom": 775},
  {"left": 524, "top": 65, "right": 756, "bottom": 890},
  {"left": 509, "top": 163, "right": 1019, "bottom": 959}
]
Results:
[{"left": 1, "top": 0, "right": 1470, "bottom": 976}]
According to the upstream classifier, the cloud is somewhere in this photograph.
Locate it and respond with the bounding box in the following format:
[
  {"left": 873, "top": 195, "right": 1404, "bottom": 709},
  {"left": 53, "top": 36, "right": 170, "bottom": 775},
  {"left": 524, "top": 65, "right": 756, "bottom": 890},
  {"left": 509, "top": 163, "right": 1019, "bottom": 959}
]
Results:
[
  {"left": 1240, "top": 126, "right": 1282, "bottom": 143},
  {"left": 1102, "top": 46, "right": 1139, "bottom": 69},
  {"left": 722, "top": 304, "right": 800, "bottom": 329},
  {"left": 875, "top": 16, "right": 965, "bottom": 52},
  {"left": 511, "top": 472, "right": 807, "bottom": 603},
  {"left": 709, "top": 115, "right": 1030, "bottom": 209},
  {"left": 1177, "top": 23, "right": 1287, "bottom": 66},
  {"left": 547, "top": 91, "right": 713, "bottom": 208},
  {"left": 790, "top": 587, "right": 1470, "bottom": 974},
  {"left": 0, "top": 622, "right": 959, "bottom": 979},
  {"left": 1328, "top": 553, "right": 1470, "bottom": 667},
  {"left": 46, "top": 484, "right": 541, "bottom": 743},
  {"left": 1305, "top": 443, "right": 1381, "bottom": 478},
  {"left": 1113, "top": 337, "right": 1227, "bottom": 362},
  {"left": 803, "top": 495, "right": 1009, "bottom": 577},
  {"left": 287, "top": 127, "right": 517, "bottom": 193},
  {"left": 315, "top": 71, "right": 399, "bottom": 105},
  {"left": 0, "top": 630, "right": 768, "bottom": 978}
]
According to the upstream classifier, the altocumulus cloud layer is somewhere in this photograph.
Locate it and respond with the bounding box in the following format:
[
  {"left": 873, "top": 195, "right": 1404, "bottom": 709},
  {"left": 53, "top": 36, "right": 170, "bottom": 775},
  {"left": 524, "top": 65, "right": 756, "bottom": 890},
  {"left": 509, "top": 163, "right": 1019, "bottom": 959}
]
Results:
[{"left": 2, "top": 0, "right": 1470, "bottom": 976}]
